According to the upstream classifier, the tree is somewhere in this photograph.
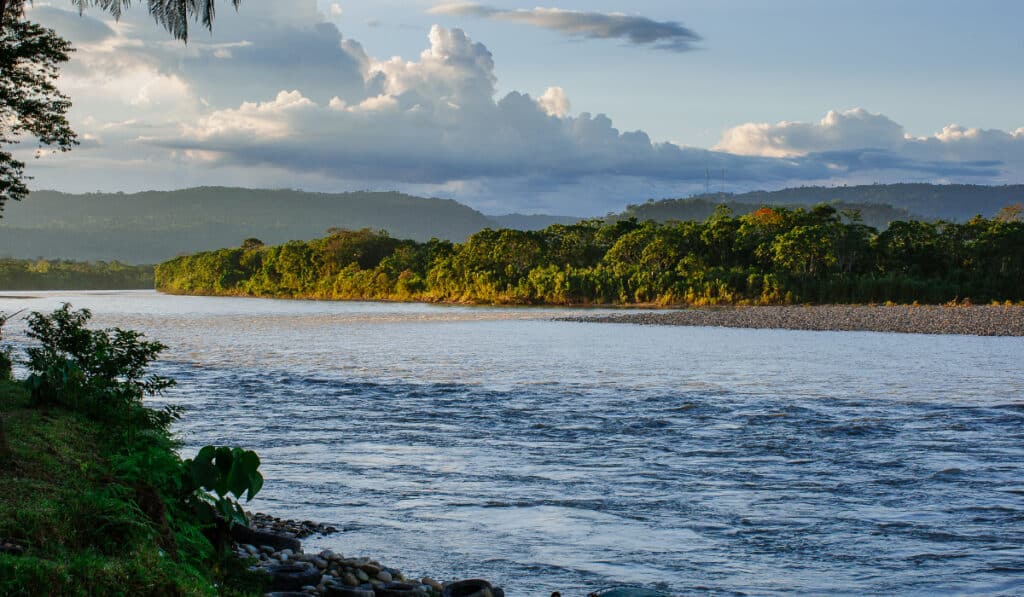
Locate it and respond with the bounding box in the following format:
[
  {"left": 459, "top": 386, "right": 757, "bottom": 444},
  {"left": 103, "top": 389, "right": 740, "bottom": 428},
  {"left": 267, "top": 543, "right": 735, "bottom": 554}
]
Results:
[
  {"left": 0, "top": 3, "right": 76, "bottom": 213},
  {"left": 68, "top": 0, "right": 243, "bottom": 42},
  {"left": 0, "top": 0, "right": 242, "bottom": 213}
]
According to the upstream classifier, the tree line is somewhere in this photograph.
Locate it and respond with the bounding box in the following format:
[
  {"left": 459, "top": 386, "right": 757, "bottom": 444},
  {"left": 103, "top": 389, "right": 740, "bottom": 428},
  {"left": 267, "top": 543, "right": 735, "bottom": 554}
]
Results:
[
  {"left": 155, "top": 204, "right": 1024, "bottom": 306},
  {"left": 0, "top": 258, "right": 154, "bottom": 290}
]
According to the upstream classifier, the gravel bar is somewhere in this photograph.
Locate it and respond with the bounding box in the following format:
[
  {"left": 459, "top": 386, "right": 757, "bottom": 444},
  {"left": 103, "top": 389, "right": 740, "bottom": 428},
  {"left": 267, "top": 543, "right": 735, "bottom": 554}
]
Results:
[{"left": 567, "top": 305, "right": 1024, "bottom": 336}]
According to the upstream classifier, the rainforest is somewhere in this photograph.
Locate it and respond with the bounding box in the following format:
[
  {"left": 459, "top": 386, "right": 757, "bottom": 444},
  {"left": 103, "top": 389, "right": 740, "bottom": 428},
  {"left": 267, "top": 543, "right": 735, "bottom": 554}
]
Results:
[{"left": 156, "top": 204, "right": 1024, "bottom": 306}]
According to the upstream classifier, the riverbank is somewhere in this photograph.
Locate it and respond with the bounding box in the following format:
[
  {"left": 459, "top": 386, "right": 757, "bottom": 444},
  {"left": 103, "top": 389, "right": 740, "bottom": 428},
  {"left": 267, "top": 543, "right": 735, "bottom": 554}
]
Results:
[
  {"left": 0, "top": 379, "right": 503, "bottom": 597},
  {"left": 566, "top": 304, "right": 1024, "bottom": 336}
]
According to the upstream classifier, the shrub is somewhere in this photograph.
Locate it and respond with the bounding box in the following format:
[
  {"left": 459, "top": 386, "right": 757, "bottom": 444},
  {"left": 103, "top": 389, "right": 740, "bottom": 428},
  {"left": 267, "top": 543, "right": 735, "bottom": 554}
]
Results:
[{"left": 23, "top": 304, "right": 175, "bottom": 432}]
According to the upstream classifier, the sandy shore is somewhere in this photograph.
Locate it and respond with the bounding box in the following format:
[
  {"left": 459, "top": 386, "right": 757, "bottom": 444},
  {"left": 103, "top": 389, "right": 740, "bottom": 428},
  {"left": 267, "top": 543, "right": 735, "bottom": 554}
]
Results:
[{"left": 566, "top": 305, "right": 1024, "bottom": 336}]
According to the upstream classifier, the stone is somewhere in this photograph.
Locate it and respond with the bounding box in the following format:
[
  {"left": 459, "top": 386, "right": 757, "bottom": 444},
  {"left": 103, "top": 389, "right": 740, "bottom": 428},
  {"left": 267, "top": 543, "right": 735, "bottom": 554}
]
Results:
[
  {"left": 260, "top": 545, "right": 276, "bottom": 554},
  {"left": 377, "top": 571, "right": 393, "bottom": 583},
  {"left": 243, "top": 544, "right": 259, "bottom": 555},
  {"left": 360, "top": 563, "right": 381, "bottom": 576},
  {"left": 356, "top": 570, "right": 370, "bottom": 582},
  {"left": 422, "top": 578, "right": 444, "bottom": 592},
  {"left": 312, "top": 557, "right": 328, "bottom": 570},
  {"left": 320, "top": 550, "right": 338, "bottom": 560},
  {"left": 279, "top": 553, "right": 290, "bottom": 562},
  {"left": 343, "top": 573, "right": 360, "bottom": 587}
]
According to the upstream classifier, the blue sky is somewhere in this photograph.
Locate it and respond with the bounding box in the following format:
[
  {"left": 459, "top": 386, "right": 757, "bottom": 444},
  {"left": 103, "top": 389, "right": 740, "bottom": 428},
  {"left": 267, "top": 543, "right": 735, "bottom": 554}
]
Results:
[
  {"left": 18, "top": 0, "right": 1024, "bottom": 215},
  {"left": 339, "top": 0, "right": 1024, "bottom": 147}
]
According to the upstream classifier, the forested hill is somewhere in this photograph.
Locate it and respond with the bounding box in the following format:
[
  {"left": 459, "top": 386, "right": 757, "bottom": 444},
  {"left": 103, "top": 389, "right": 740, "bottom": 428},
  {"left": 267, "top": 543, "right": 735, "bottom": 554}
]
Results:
[
  {"left": 0, "top": 188, "right": 499, "bottom": 263},
  {"left": 685, "top": 184, "right": 1024, "bottom": 221},
  {"left": 4, "top": 184, "right": 1020, "bottom": 264},
  {"left": 617, "top": 198, "right": 915, "bottom": 230}
]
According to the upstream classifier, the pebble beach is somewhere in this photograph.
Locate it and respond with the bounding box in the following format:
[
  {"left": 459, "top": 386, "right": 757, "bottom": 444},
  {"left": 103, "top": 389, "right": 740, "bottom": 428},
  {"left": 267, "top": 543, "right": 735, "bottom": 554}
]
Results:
[{"left": 568, "top": 304, "right": 1024, "bottom": 336}]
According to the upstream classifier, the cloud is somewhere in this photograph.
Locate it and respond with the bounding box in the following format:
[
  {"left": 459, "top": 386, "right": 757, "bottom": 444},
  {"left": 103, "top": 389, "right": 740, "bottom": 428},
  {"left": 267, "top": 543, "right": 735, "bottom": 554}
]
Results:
[
  {"left": 428, "top": 3, "right": 701, "bottom": 52},
  {"left": 716, "top": 109, "right": 907, "bottom": 158},
  {"left": 716, "top": 108, "right": 1024, "bottom": 182},
  {"left": 157, "top": 25, "right": 849, "bottom": 192},
  {"left": 19, "top": 1, "right": 1024, "bottom": 215},
  {"left": 537, "top": 86, "right": 570, "bottom": 118}
]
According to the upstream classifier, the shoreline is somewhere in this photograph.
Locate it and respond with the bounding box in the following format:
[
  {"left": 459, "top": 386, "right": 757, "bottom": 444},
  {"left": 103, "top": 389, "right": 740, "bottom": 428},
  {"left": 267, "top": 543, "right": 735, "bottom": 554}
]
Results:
[
  {"left": 237, "top": 512, "right": 504, "bottom": 596},
  {"left": 564, "top": 304, "right": 1024, "bottom": 337}
]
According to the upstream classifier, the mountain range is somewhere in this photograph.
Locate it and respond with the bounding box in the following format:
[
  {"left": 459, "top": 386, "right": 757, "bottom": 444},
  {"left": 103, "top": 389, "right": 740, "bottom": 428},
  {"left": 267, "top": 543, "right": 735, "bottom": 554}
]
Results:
[{"left": 1, "top": 184, "right": 1020, "bottom": 264}]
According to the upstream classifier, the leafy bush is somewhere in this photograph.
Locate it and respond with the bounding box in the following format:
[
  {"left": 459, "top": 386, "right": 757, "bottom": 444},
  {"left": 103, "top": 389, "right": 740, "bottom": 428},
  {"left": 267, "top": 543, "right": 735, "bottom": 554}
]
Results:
[
  {"left": 20, "top": 305, "right": 265, "bottom": 533},
  {"left": 23, "top": 304, "right": 175, "bottom": 432}
]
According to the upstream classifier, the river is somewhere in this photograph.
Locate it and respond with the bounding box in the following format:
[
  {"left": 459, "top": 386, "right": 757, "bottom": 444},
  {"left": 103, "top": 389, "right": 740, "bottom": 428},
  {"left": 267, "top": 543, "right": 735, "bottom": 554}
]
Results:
[{"left": 1, "top": 291, "right": 1022, "bottom": 596}]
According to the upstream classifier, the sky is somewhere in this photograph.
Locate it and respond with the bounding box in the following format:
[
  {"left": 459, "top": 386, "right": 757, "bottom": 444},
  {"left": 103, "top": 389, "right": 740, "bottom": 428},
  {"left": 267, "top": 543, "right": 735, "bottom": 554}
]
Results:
[{"left": 18, "top": 0, "right": 1024, "bottom": 215}]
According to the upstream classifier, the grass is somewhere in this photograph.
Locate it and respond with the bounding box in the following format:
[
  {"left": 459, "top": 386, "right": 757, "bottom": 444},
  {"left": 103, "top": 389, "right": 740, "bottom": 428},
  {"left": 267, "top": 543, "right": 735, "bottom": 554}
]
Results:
[{"left": 0, "top": 380, "right": 250, "bottom": 596}]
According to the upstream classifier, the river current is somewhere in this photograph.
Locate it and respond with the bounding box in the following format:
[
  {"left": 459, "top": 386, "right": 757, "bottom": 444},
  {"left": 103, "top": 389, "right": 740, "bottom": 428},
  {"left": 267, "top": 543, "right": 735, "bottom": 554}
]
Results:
[{"left": 1, "top": 291, "right": 1022, "bottom": 596}]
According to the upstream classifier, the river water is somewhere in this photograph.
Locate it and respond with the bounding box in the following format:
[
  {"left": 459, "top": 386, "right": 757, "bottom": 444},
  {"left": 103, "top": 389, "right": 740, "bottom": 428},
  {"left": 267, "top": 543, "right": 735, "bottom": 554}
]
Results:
[{"left": 1, "top": 291, "right": 1022, "bottom": 596}]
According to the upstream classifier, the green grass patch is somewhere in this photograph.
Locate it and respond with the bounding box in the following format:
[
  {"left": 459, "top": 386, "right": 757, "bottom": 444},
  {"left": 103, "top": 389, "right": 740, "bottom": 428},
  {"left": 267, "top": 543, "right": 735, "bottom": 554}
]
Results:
[{"left": 0, "top": 379, "right": 261, "bottom": 596}]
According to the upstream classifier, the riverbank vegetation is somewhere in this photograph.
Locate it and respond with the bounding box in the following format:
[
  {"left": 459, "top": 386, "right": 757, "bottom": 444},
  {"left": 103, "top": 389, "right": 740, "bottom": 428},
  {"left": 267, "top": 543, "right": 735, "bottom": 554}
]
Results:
[
  {"left": 0, "top": 259, "right": 154, "bottom": 290},
  {"left": 0, "top": 305, "right": 265, "bottom": 595},
  {"left": 155, "top": 204, "right": 1024, "bottom": 306}
]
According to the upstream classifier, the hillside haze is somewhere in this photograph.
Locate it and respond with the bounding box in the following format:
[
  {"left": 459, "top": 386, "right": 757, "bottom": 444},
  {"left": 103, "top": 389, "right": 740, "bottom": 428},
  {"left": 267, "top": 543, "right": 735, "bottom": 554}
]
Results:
[
  {"left": 0, "top": 188, "right": 499, "bottom": 263},
  {"left": 2, "top": 184, "right": 1020, "bottom": 264},
  {"left": 700, "top": 184, "right": 1024, "bottom": 221}
]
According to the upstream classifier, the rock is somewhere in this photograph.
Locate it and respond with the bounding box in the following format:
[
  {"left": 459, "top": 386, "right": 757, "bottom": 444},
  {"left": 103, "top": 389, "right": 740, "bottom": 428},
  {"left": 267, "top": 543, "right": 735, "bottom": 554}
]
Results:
[
  {"left": 378, "top": 571, "right": 393, "bottom": 583},
  {"left": 313, "top": 557, "right": 328, "bottom": 570},
  {"left": 422, "top": 578, "right": 444, "bottom": 592},
  {"left": 324, "top": 583, "right": 375, "bottom": 597},
  {"left": 265, "top": 564, "right": 323, "bottom": 592},
  {"left": 360, "top": 563, "right": 381, "bottom": 576},
  {"left": 243, "top": 544, "right": 259, "bottom": 556},
  {"left": 440, "top": 579, "right": 498, "bottom": 597},
  {"left": 231, "top": 524, "right": 303, "bottom": 552},
  {"left": 375, "top": 582, "right": 421, "bottom": 597},
  {"left": 355, "top": 569, "right": 370, "bottom": 582},
  {"left": 260, "top": 545, "right": 276, "bottom": 555},
  {"left": 320, "top": 550, "right": 338, "bottom": 560},
  {"left": 342, "top": 573, "right": 360, "bottom": 587}
]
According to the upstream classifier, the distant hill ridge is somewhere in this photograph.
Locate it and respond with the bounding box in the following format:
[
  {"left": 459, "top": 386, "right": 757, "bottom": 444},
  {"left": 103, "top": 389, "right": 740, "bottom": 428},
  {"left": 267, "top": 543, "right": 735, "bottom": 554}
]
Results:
[
  {"left": 682, "top": 184, "right": 1024, "bottom": 221},
  {"left": 1, "top": 184, "right": 1019, "bottom": 264}
]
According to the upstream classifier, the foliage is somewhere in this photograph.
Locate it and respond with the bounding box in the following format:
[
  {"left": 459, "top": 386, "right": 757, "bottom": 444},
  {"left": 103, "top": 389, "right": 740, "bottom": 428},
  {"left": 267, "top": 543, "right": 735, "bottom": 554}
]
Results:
[
  {"left": 184, "top": 446, "right": 264, "bottom": 528},
  {"left": 157, "top": 206, "right": 1024, "bottom": 306},
  {"left": 619, "top": 196, "right": 916, "bottom": 230},
  {"left": 0, "top": 258, "right": 154, "bottom": 290},
  {"left": 24, "top": 304, "right": 174, "bottom": 428},
  {"left": 70, "top": 0, "right": 243, "bottom": 42},
  {"left": 0, "top": 2, "right": 76, "bottom": 213},
  {"left": 1, "top": 306, "right": 267, "bottom": 594},
  {"left": 0, "top": 0, "right": 243, "bottom": 215}
]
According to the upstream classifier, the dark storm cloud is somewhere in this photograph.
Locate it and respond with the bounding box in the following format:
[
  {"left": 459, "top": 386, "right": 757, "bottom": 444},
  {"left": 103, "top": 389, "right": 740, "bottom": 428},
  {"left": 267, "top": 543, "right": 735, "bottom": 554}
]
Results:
[{"left": 428, "top": 3, "right": 702, "bottom": 52}]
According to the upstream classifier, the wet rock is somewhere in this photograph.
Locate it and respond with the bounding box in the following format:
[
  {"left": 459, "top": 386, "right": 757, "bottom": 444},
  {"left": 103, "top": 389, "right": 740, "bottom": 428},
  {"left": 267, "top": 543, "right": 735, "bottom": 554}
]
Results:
[
  {"left": 378, "top": 571, "right": 393, "bottom": 583},
  {"left": 422, "top": 578, "right": 444, "bottom": 592},
  {"left": 360, "top": 563, "right": 380, "bottom": 576}
]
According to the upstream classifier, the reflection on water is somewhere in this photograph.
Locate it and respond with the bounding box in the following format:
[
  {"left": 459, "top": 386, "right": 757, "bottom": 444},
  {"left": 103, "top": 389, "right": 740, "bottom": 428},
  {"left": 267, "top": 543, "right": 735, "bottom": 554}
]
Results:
[{"left": 1, "top": 291, "right": 1022, "bottom": 596}]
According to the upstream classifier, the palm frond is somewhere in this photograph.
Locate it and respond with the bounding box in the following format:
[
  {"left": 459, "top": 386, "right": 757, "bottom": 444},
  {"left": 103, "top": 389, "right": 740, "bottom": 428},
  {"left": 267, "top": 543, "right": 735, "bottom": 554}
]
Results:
[{"left": 72, "top": 0, "right": 242, "bottom": 42}]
